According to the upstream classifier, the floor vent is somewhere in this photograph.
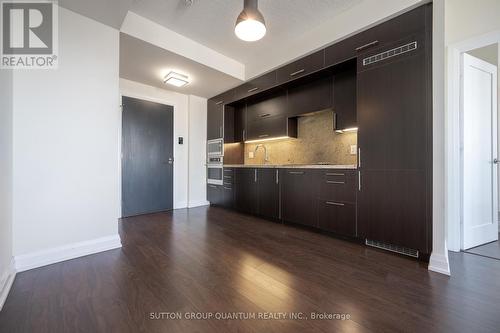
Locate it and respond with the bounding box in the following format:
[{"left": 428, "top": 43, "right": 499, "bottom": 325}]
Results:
[
  {"left": 363, "top": 41, "right": 418, "bottom": 66},
  {"left": 365, "top": 239, "right": 419, "bottom": 258}
]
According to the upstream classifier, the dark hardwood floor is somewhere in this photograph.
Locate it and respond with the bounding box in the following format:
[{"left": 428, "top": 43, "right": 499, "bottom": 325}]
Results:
[
  {"left": 465, "top": 234, "right": 500, "bottom": 261},
  {"left": 1, "top": 206, "right": 500, "bottom": 332}
]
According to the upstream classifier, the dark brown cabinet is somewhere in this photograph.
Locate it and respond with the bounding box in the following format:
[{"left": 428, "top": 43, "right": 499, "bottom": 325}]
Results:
[
  {"left": 246, "top": 90, "right": 287, "bottom": 123},
  {"left": 246, "top": 115, "right": 297, "bottom": 142},
  {"left": 357, "top": 11, "right": 431, "bottom": 253},
  {"left": 281, "top": 169, "right": 318, "bottom": 227},
  {"left": 287, "top": 75, "right": 333, "bottom": 117},
  {"left": 207, "top": 184, "right": 223, "bottom": 206},
  {"left": 234, "top": 168, "right": 259, "bottom": 214},
  {"left": 257, "top": 168, "right": 280, "bottom": 220},
  {"left": 234, "top": 71, "right": 277, "bottom": 100},
  {"left": 222, "top": 168, "right": 234, "bottom": 208},
  {"left": 333, "top": 66, "right": 357, "bottom": 131},
  {"left": 207, "top": 99, "right": 224, "bottom": 140},
  {"left": 277, "top": 50, "right": 325, "bottom": 84}
]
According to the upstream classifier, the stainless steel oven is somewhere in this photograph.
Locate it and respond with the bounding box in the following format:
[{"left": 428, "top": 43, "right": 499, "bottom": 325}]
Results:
[
  {"left": 207, "top": 156, "right": 223, "bottom": 185},
  {"left": 207, "top": 139, "right": 224, "bottom": 157}
]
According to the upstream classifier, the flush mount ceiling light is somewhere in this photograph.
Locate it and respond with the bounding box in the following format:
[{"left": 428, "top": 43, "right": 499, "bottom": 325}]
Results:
[
  {"left": 163, "top": 71, "right": 189, "bottom": 87},
  {"left": 235, "top": 0, "right": 267, "bottom": 42}
]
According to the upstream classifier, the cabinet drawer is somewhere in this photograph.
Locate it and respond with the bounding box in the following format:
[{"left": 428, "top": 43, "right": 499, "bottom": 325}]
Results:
[
  {"left": 234, "top": 71, "right": 277, "bottom": 101},
  {"left": 277, "top": 50, "right": 325, "bottom": 84},
  {"left": 319, "top": 171, "right": 357, "bottom": 203},
  {"left": 318, "top": 201, "right": 356, "bottom": 237}
]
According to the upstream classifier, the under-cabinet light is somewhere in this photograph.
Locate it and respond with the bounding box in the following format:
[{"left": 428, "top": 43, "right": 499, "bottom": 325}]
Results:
[
  {"left": 335, "top": 127, "right": 358, "bottom": 134},
  {"left": 244, "top": 136, "right": 290, "bottom": 144}
]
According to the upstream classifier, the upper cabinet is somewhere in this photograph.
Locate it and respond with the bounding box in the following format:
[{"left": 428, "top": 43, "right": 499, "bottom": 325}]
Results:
[
  {"left": 333, "top": 65, "right": 357, "bottom": 131},
  {"left": 287, "top": 74, "right": 333, "bottom": 117},
  {"left": 234, "top": 71, "right": 277, "bottom": 101},
  {"left": 207, "top": 91, "right": 234, "bottom": 140},
  {"left": 277, "top": 50, "right": 325, "bottom": 85}
]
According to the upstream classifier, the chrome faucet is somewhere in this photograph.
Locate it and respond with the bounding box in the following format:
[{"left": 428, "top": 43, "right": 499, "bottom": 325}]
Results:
[{"left": 254, "top": 144, "right": 269, "bottom": 163}]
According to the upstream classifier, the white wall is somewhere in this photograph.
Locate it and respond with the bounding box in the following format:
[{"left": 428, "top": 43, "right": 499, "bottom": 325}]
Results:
[
  {"left": 188, "top": 95, "right": 208, "bottom": 208},
  {"left": 0, "top": 68, "right": 14, "bottom": 309},
  {"left": 12, "top": 8, "right": 121, "bottom": 258}
]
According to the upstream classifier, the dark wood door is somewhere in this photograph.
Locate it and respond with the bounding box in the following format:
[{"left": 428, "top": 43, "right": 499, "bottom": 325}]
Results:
[
  {"left": 281, "top": 169, "right": 318, "bottom": 227},
  {"left": 257, "top": 168, "right": 280, "bottom": 220},
  {"left": 207, "top": 99, "right": 223, "bottom": 140},
  {"left": 246, "top": 90, "right": 287, "bottom": 123},
  {"left": 234, "top": 168, "right": 258, "bottom": 214},
  {"left": 357, "top": 32, "right": 431, "bottom": 253},
  {"left": 287, "top": 75, "right": 333, "bottom": 117},
  {"left": 277, "top": 50, "right": 325, "bottom": 84},
  {"left": 318, "top": 201, "right": 356, "bottom": 237},
  {"left": 333, "top": 66, "right": 357, "bottom": 131},
  {"left": 246, "top": 115, "right": 296, "bottom": 141},
  {"left": 122, "top": 96, "right": 174, "bottom": 217},
  {"left": 234, "top": 104, "right": 246, "bottom": 142}
]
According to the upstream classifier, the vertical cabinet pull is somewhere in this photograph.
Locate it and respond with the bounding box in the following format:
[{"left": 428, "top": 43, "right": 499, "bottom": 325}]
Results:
[
  {"left": 358, "top": 171, "right": 361, "bottom": 191},
  {"left": 276, "top": 169, "right": 279, "bottom": 184},
  {"left": 358, "top": 148, "right": 361, "bottom": 168},
  {"left": 219, "top": 126, "right": 223, "bottom": 138},
  {"left": 254, "top": 169, "right": 257, "bottom": 183},
  {"left": 243, "top": 129, "right": 246, "bottom": 141}
]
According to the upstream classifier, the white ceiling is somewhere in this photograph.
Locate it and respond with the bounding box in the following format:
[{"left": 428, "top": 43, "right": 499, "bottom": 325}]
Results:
[
  {"left": 130, "top": 0, "right": 362, "bottom": 72},
  {"left": 120, "top": 33, "right": 242, "bottom": 98},
  {"left": 59, "top": 0, "right": 133, "bottom": 29}
]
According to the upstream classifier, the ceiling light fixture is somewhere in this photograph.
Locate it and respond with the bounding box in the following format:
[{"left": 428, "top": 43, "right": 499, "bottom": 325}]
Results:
[
  {"left": 235, "top": 0, "right": 267, "bottom": 42},
  {"left": 163, "top": 71, "right": 189, "bottom": 87}
]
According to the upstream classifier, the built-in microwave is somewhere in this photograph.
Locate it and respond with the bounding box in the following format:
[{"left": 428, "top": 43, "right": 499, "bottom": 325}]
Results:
[
  {"left": 207, "top": 139, "right": 224, "bottom": 157},
  {"left": 207, "top": 156, "right": 223, "bottom": 185}
]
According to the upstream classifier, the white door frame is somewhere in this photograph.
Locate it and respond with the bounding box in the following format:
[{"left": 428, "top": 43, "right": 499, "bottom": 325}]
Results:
[{"left": 447, "top": 30, "right": 500, "bottom": 252}]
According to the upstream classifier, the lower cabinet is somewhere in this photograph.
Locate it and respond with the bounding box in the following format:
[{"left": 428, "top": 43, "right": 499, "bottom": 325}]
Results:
[
  {"left": 257, "top": 168, "right": 280, "bottom": 220},
  {"left": 234, "top": 168, "right": 259, "bottom": 214},
  {"left": 207, "top": 184, "right": 223, "bottom": 206},
  {"left": 281, "top": 169, "right": 318, "bottom": 228},
  {"left": 318, "top": 201, "right": 356, "bottom": 237}
]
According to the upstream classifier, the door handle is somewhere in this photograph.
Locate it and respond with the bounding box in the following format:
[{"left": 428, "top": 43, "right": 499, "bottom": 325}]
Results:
[
  {"left": 494, "top": 158, "right": 499, "bottom": 164},
  {"left": 168, "top": 157, "right": 173, "bottom": 165}
]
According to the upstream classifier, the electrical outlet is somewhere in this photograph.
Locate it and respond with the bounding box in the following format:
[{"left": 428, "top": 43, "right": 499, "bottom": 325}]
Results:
[
  {"left": 249, "top": 151, "right": 255, "bottom": 159},
  {"left": 350, "top": 145, "right": 357, "bottom": 155}
]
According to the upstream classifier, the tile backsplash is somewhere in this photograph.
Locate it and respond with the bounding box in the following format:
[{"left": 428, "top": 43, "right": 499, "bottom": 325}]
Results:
[{"left": 244, "top": 110, "right": 357, "bottom": 165}]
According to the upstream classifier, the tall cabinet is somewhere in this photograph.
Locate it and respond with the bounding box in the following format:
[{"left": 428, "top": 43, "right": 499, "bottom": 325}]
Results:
[{"left": 356, "top": 5, "right": 432, "bottom": 254}]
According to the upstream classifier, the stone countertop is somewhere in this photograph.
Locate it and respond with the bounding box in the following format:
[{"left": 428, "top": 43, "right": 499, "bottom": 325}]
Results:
[{"left": 223, "top": 164, "right": 357, "bottom": 170}]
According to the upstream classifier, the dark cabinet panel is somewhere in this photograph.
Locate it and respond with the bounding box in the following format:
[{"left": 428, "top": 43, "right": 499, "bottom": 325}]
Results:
[
  {"left": 357, "top": 35, "right": 427, "bottom": 170},
  {"left": 222, "top": 185, "right": 234, "bottom": 208},
  {"left": 234, "top": 71, "right": 277, "bottom": 101},
  {"left": 277, "top": 50, "right": 325, "bottom": 84},
  {"left": 325, "top": 35, "right": 365, "bottom": 67},
  {"left": 224, "top": 105, "right": 235, "bottom": 143},
  {"left": 207, "top": 99, "right": 224, "bottom": 140},
  {"left": 318, "top": 201, "right": 356, "bottom": 237},
  {"left": 281, "top": 169, "right": 318, "bottom": 227},
  {"left": 333, "top": 67, "right": 357, "bottom": 131},
  {"left": 246, "top": 115, "right": 297, "bottom": 142},
  {"left": 257, "top": 168, "right": 280, "bottom": 220},
  {"left": 287, "top": 75, "right": 333, "bottom": 117},
  {"left": 207, "top": 184, "right": 223, "bottom": 206},
  {"left": 234, "top": 168, "right": 259, "bottom": 215},
  {"left": 246, "top": 91, "right": 287, "bottom": 123},
  {"left": 357, "top": 170, "right": 428, "bottom": 252},
  {"left": 319, "top": 170, "right": 357, "bottom": 203}
]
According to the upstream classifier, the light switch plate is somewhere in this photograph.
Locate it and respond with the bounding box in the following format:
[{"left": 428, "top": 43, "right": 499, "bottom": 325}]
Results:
[
  {"left": 350, "top": 145, "right": 357, "bottom": 155},
  {"left": 249, "top": 152, "right": 255, "bottom": 158}
]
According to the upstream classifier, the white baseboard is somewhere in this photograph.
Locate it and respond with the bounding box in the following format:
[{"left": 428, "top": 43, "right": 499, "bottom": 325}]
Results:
[
  {"left": 175, "top": 201, "right": 188, "bottom": 209},
  {"left": 0, "top": 258, "right": 16, "bottom": 311},
  {"left": 14, "top": 235, "right": 122, "bottom": 273},
  {"left": 428, "top": 252, "right": 451, "bottom": 276},
  {"left": 188, "top": 200, "right": 210, "bottom": 208}
]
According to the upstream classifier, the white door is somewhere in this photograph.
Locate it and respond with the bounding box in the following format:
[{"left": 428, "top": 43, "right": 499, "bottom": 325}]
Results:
[{"left": 462, "top": 53, "right": 498, "bottom": 250}]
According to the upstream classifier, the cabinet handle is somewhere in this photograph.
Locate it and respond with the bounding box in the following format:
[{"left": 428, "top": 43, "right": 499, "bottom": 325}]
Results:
[
  {"left": 358, "top": 148, "right": 361, "bottom": 168},
  {"left": 209, "top": 185, "right": 217, "bottom": 188},
  {"left": 223, "top": 187, "right": 232, "bottom": 190},
  {"left": 224, "top": 169, "right": 233, "bottom": 172},
  {"left": 243, "top": 129, "right": 246, "bottom": 141},
  {"left": 326, "top": 201, "right": 345, "bottom": 206},
  {"left": 358, "top": 171, "right": 361, "bottom": 191},
  {"left": 259, "top": 113, "right": 271, "bottom": 118},
  {"left": 355, "top": 40, "right": 379, "bottom": 52},
  {"left": 289, "top": 171, "right": 304, "bottom": 175},
  {"left": 219, "top": 126, "right": 223, "bottom": 138},
  {"left": 326, "top": 173, "right": 344, "bottom": 176},
  {"left": 326, "top": 181, "right": 345, "bottom": 184},
  {"left": 333, "top": 113, "right": 338, "bottom": 130},
  {"left": 248, "top": 87, "right": 259, "bottom": 93},
  {"left": 223, "top": 175, "right": 232, "bottom": 179},
  {"left": 290, "top": 69, "right": 305, "bottom": 77},
  {"left": 276, "top": 169, "right": 279, "bottom": 184},
  {"left": 259, "top": 134, "right": 269, "bottom": 138},
  {"left": 215, "top": 101, "right": 224, "bottom": 105},
  {"left": 254, "top": 169, "right": 257, "bottom": 183}
]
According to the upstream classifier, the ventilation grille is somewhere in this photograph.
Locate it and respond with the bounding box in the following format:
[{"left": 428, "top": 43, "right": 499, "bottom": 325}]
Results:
[
  {"left": 365, "top": 239, "right": 419, "bottom": 258},
  {"left": 363, "top": 41, "right": 418, "bottom": 66}
]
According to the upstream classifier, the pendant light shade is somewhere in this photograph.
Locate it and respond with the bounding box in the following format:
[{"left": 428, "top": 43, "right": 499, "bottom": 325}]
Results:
[{"left": 235, "top": 0, "right": 266, "bottom": 42}]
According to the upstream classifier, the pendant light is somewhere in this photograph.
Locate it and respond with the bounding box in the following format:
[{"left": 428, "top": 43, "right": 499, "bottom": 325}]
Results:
[{"left": 235, "top": 0, "right": 267, "bottom": 42}]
